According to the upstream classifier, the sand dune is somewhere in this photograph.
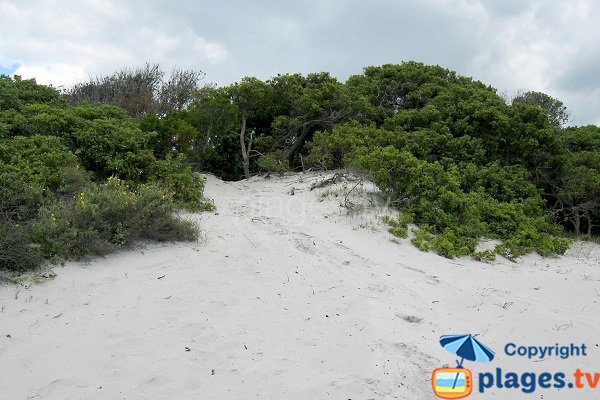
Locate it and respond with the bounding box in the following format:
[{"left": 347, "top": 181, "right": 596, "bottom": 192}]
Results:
[{"left": 1, "top": 172, "right": 599, "bottom": 399}]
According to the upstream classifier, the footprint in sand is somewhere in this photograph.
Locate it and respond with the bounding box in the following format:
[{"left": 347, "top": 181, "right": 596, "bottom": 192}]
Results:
[{"left": 291, "top": 234, "right": 318, "bottom": 255}]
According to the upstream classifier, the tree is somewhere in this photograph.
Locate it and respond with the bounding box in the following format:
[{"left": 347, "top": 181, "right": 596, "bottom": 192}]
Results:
[
  {"left": 228, "top": 78, "right": 273, "bottom": 179},
  {"left": 64, "top": 63, "right": 205, "bottom": 121},
  {"left": 157, "top": 68, "right": 207, "bottom": 115},
  {"left": 550, "top": 126, "right": 600, "bottom": 235},
  {"left": 345, "top": 62, "right": 466, "bottom": 124},
  {"left": 268, "top": 72, "right": 352, "bottom": 163},
  {"left": 187, "top": 88, "right": 236, "bottom": 154},
  {"left": 512, "top": 90, "right": 570, "bottom": 129},
  {"left": 554, "top": 162, "right": 599, "bottom": 235},
  {"left": 0, "top": 75, "right": 61, "bottom": 111}
]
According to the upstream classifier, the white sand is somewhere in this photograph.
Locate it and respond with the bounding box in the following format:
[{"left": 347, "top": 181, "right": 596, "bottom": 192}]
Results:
[{"left": 1, "top": 172, "right": 599, "bottom": 399}]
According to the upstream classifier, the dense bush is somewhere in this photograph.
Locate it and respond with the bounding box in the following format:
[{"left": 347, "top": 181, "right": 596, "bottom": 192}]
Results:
[
  {"left": 257, "top": 150, "right": 290, "bottom": 175},
  {"left": 149, "top": 154, "right": 212, "bottom": 210},
  {"left": 69, "top": 118, "right": 155, "bottom": 180},
  {"left": 0, "top": 175, "right": 46, "bottom": 272},
  {"left": 0, "top": 174, "right": 45, "bottom": 223},
  {"left": 33, "top": 177, "right": 198, "bottom": 260},
  {"left": 0, "top": 75, "right": 61, "bottom": 111},
  {"left": 0, "top": 135, "right": 78, "bottom": 189},
  {"left": 0, "top": 75, "right": 206, "bottom": 273},
  {"left": 313, "top": 127, "right": 571, "bottom": 258},
  {"left": 0, "top": 222, "right": 44, "bottom": 272}
]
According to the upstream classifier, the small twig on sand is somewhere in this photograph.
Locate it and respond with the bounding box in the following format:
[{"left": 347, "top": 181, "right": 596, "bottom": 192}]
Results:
[
  {"left": 243, "top": 232, "right": 257, "bottom": 248},
  {"left": 343, "top": 179, "right": 363, "bottom": 207},
  {"left": 310, "top": 173, "right": 345, "bottom": 190},
  {"left": 556, "top": 321, "right": 573, "bottom": 331}
]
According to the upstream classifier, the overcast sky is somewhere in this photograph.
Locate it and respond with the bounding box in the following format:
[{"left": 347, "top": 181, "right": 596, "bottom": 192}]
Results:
[{"left": 0, "top": 0, "right": 598, "bottom": 125}]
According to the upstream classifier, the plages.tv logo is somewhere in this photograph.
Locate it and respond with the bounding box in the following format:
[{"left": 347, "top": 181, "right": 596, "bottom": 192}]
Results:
[{"left": 432, "top": 334, "right": 495, "bottom": 399}]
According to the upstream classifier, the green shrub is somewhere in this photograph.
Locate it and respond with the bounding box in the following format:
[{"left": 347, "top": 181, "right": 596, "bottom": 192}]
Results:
[
  {"left": 257, "top": 150, "right": 290, "bottom": 175},
  {"left": 306, "top": 123, "right": 400, "bottom": 169},
  {"left": 70, "top": 119, "right": 156, "bottom": 180},
  {"left": 428, "top": 228, "right": 479, "bottom": 258},
  {"left": 149, "top": 154, "right": 211, "bottom": 211},
  {"left": 332, "top": 134, "right": 570, "bottom": 258},
  {"left": 0, "top": 221, "right": 43, "bottom": 272},
  {"left": 0, "top": 75, "right": 61, "bottom": 111},
  {"left": 475, "top": 250, "right": 496, "bottom": 262},
  {"left": 55, "top": 166, "right": 93, "bottom": 199},
  {"left": 0, "top": 135, "right": 78, "bottom": 190},
  {"left": 502, "top": 225, "right": 570, "bottom": 257},
  {"left": 458, "top": 162, "right": 542, "bottom": 203},
  {"left": 33, "top": 177, "right": 198, "bottom": 259},
  {"left": 14, "top": 104, "right": 81, "bottom": 137},
  {"left": 411, "top": 226, "right": 434, "bottom": 252},
  {"left": 0, "top": 179, "right": 43, "bottom": 273},
  {"left": 381, "top": 213, "right": 412, "bottom": 239},
  {"left": 0, "top": 174, "right": 45, "bottom": 223},
  {"left": 68, "top": 103, "right": 133, "bottom": 122}
]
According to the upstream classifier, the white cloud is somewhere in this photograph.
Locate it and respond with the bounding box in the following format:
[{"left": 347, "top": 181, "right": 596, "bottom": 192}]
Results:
[
  {"left": 0, "top": 0, "right": 227, "bottom": 87},
  {"left": 14, "top": 64, "right": 86, "bottom": 88}
]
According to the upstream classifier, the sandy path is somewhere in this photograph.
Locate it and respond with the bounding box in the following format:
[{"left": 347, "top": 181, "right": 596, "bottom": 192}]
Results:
[{"left": 1, "top": 172, "right": 599, "bottom": 399}]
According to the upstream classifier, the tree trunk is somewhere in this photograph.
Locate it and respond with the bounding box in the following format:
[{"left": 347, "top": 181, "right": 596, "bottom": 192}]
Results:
[
  {"left": 584, "top": 212, "right": 592, "bottom": 237},
  {"left": 573, "top": 211, "right": 581, "bottom": 235},
  {"left": 285, "top": 125, "right": 311, "bottom": 163},
  {"left": 202, "top": 123, "right": 212, "bottom": 152},
  {"left": 239, "top": 115, "right": 251, "bottom": 179}
]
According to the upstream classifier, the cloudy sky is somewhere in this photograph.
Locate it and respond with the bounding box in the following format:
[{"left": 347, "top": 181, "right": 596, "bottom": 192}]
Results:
[{"left": 0, "top": 0, "right": 598, "bottom": 125}]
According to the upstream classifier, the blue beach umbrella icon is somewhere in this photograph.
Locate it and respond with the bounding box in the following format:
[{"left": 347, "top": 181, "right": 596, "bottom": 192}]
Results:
[{"left": 439, "top": 334, "right": 495, "bottom": 389}]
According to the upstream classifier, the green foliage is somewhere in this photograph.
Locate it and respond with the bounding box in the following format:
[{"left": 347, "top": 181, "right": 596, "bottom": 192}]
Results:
[
  {"left": 411, "top": 227, "right": 434, "bottom": 252},
  {"left": 0, "top": 74, "right": 209, "bottom": 273},
  {"left": 33, "top": 177, "right": 198, "bottom": 260},
  {"left": 268, "top": 72, "right": 352, "bottom": 162},
  {"left": 347, "top": 62, "right": 465, "bottom": 119},
  {"left": 500, "top": 225, "right": 570, "bottom": 258},
  {"left": 70, "top": 118, "right": 155, "bottom": 180},
  {"left": 0, "top": 174, "right": 45, "bottom": 223},
  {"left": 306, "top": 122, "right": 401, "bottom": 169},
  {"left": 141, "top": 111, "right": 198, "bottom": 158},
  {"left": 149, "top": 154, "right": 211, "bottom": 210},
  {"left": 257, "top": 150, "right": 290, "bottom": 175},
  {"left": 69, "top": 102, "right": 133, "bottom": 122},
  {"left": 458, "top": 162, "right": 541, "bottom": 203},
  {"left": 381, "top": 213, "right": 412, "bottom": 239},
  {"left": 0, "top": 75, "right": 61, "bottom": 111},
  {"left": 319, "top": 129, "right": 570, "bottom": 258},
  {"left": 561, "top": 125, "right": 600, "bottom": 152},
  {"left": 184, "top": 89, "right": 242, "bottom": 179},
  {"left": 2, "top": 61, "right": 596, "bottom": 269},
  {"left": 428, "top": 228, "right": 479, "bottom": 259},
  {"left": 548, "top": 125, "right": 600, "bottom": 236},
  {"left": 0, "top": 221, "right": 44, "bottom": 272},
  {"left": 8, "top": 103, "right": 80, "bottom": 137},
  {"left": 475, "top": 250, "right": 496, "bottom": 262},
  {"left": 0, "top": 135, "right": 78, "bottom": 190},
  {"left": 304, "top": 62, "right": 586, "bottom": 259}
]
